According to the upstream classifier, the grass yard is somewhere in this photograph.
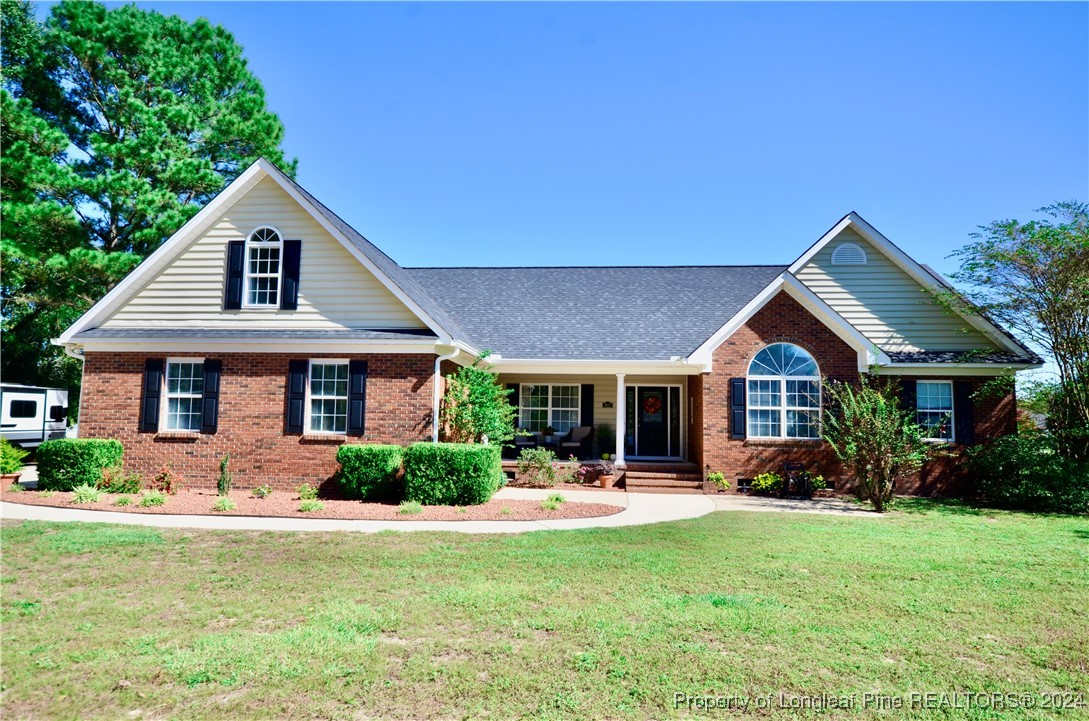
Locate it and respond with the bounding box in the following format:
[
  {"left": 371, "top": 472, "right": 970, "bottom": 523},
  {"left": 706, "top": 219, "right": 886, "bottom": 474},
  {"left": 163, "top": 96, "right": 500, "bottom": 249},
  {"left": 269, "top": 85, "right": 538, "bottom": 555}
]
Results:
[{"left": 2, "top": 500, "right": 1087, "bottom": 719}]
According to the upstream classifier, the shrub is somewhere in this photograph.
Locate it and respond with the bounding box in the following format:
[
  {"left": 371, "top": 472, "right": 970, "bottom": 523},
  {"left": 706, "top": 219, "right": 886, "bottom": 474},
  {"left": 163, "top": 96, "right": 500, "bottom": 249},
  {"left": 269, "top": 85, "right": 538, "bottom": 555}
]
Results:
[
  {"left": 556, "top": 455, "right": 585, "bottom": 485},
  {"left": 546, "top": 492, "right": 566, "bottom": 504},
  {"left": 252, "top": 484, "right": 272, "bottom": 499},
  {"left": 707, "top": 471, "right": 729, "bottom": 491},
  {"left": 8, "top": 481, "right": 24, "bottom": 492},
  {"left": 37, "top": 438, "right": 124, "bottom": 491},
  {"left": 440, "top": 353, "right": 517, "bottom": 445},
  {"left": 969, "top": 432, "right": 1089, "bottom": 514},
  {"left": 299, "top": 500, "right": 324, "bottom": 513},
  {"left": 297, "top": 483, "right": 318, "bottom": 501},
  {"left": 139, "top": 491, "right": 167, "bottom": 507},
  {"left": 115, "top": 495, "right": 132, "bottom": 506},
  {"left": 403, "top": 442, "right": 503, "bottom": 506},
  {"left": 398, "top": 500, "right": 424, "bottom": 515},
  {"left": 71, "top": 484, "right": 102, "bottom": 504},
  {"left": 97, "top": 465, "right": 143, "bottom": 494},
  {"left": 212, "top": 496, "right": 236, "bottom": 512},
  {"left": 217, "top": 454, "right": 232, "bottom": 496},
  {"left": 335, "top": 444, "right": 404, "bottom": 501},
  {"left": 516, "top": 447, "right": 557, "bottom": 487},
  {"left": 750, "top": 472, "right": 782, "bottom": 495},
  {"left": 809, "top": 474, "right": 827, "bottom": 490},
  {"left": 0, "top": 438, "right": 30, "bottom": 474},
  {"left": 541, "top": 498, "right": 561, "bottom": 511},
  {"left": 152, "top": 464, "right": 182, "bottom": 495}
]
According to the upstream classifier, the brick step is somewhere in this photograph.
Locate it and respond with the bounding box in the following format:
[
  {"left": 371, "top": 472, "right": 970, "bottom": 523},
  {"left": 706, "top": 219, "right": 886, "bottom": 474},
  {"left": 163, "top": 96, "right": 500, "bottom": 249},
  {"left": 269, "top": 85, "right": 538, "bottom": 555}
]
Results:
[
  {"left": 623, "top": 476, "right": 704, "bottom": 489},
  {"left": 623, "top": 472, "right": 704, "bottom": 481}
]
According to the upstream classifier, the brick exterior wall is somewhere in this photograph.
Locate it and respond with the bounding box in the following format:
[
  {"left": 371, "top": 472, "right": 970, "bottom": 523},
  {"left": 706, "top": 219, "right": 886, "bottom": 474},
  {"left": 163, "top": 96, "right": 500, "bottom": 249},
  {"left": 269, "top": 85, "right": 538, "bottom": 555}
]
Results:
[
  {"left": 698, "top": 291, "right": 1017, "bottom": 496},
  {"left": 79, "top": 352, "right": 436, "bottom": 490}
]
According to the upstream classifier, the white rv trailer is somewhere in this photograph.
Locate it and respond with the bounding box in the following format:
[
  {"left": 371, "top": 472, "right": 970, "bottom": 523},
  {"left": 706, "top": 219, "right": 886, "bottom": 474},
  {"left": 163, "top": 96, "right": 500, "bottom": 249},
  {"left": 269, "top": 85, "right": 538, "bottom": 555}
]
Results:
[{"left": 0, "top": 384, "right": 69, "bottom": 448}]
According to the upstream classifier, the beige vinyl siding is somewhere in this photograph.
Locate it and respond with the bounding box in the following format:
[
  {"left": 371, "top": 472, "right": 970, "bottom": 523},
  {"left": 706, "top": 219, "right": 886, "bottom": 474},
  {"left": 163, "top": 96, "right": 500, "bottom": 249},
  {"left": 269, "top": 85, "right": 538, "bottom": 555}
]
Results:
[
  {"left": 102, "top": 175, "right": 427, "bottom": 330},
  {"left": 795, "top": 229, "right": 999, "bottom": 352}
]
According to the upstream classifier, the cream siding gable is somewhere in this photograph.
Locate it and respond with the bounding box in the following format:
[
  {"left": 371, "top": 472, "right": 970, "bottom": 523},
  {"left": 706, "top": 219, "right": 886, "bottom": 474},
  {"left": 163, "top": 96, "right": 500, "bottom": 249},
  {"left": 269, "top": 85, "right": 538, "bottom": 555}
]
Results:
[
  {"left": 101, "top": 176, "right": 427, "bottom": 330},
  {"left": 795, "top": 228, "right": 1000, "bottom": 352}
]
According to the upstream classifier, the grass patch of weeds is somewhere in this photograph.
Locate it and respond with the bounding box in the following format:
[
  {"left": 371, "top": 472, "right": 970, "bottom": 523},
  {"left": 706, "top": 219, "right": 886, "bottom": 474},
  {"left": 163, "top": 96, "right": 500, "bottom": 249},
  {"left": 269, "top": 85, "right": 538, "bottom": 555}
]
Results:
[
  {"left": 212, "top": 496, "right": 236, "bottom": 512},
  {"left": 299, "top": 500, "right": 324, "bottom": 513},
  {"left": 500, "top": 507, "right": 512, "bottom": 516},
  {"left": 547, "top": 492, "right": 566, "bottom": 504},
  {"left": 139, "top": 490, "right": 167, "bottom": 507},
  {"left": 541, "top": 499, "right": 562, "bottom": 511},
  {"left": 114, "top": 495, "right": 132, "bottom": 506},
  {"left": 70, "top": 484, "right": 102, "bottom": 504},
  {"left": 39, "top": 490, "right": 54, "bottom": 498},
  {"left": 398, "top": 500, "right": 423, "bottom": 515},
  {"left": 296, "top": 483, "right": 318, "bottom": 501},
  {"left": 8, "top": 482, "right": 24, "bottom": 492}
]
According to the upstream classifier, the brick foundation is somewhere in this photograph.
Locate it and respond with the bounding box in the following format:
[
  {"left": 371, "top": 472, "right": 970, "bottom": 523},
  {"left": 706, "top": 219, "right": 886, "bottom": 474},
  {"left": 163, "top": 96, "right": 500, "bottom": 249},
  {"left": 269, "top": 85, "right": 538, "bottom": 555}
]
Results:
[{"left": 78, "top": 352, "right": 436, "bottom": 490}]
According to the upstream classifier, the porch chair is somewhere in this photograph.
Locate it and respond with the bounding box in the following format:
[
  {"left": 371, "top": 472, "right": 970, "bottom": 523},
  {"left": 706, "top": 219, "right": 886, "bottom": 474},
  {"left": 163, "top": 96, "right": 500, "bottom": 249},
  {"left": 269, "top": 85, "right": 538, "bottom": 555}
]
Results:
[
  {"left": 505, "top": 430, "right": 540, "bottom": 459},
  {"left": 558, "top": 426, "right": 595, "bottom": 460}
]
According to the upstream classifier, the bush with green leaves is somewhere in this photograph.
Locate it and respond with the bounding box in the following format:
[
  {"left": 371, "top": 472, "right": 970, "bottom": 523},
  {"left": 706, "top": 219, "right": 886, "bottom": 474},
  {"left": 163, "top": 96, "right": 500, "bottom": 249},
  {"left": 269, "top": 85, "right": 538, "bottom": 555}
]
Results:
[
  {"left": 335, "top": 444, "right": 404, "bottom": 501},
  {"left": 440, "top": 353, "right": 517, "bottom": 445},
  {"left": 968, "top": 432, "right": 1089, "bottom": 514},
  {"left": 139, "top": 491, "right": 167, "bottom": 507},
  {"left": 97, "top": 465, "right": 143, "bottom": 494},
  {"left": 71, "top": 484, "right": 102, "bottom": 504},
  {"left": 403, "top": 442, "right": 503, "bottom": 506},
  {"left": 707, "top": 471, "right": 729, "bottom": 491},
  {"left": 37, "top": 438, "right": 124, "bottom": 491},
  {"left": 398, "top": 500, "right": 423, "bottom": 515},
  {"left": 0, "top": 438, "right": 30, "bottom": 475},
  {"left": 297, "top": 483, "right": 318, "bottom": 501},
  {"left": 212, "top": 496, "right": 236, "bottom": 512},
  {"left": 252, "top": 484, "right": 272, "bottom": 499},
  {"left": 114, "top": 495, "right": 132, "bottom": 507},
  {"left": 750, "top": 472, "right": 782, "bottom": 495},
  {"left": 516, "top": 447, "right": 557, "bottom": 487},
  {"left": 217, "top": 454, "right": 232, "bottom": 496},
  {"left": 299, "top": 500, "right": 324, "bottom": 513},
  {"left": 541, "top": 498, "right": 562, "bottom": 511}
]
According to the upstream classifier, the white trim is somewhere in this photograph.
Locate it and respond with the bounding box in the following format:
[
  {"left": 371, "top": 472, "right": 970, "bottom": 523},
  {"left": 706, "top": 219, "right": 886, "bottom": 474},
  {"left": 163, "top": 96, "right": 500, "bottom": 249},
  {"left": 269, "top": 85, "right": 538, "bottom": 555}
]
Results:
[
  {"left": 161, "top": 357, "right": 206, "bottom": 432},
  {"left": 745, "top": 344, "right": 821, "bottom": 440},
  {"left": 876, "top": 364, "right": 1032, "bottom": 377},
  {"left": 625, "top": 383, "right": 685, "bottom": 460},
  {"left": 305, "top": 359, "right": 350, "bottom": 435},
  {"left": 517, "top": 383, "right": 581, "bottom": 435},
  {"left": 915, "top": 379, "right": 955, "bottom": 443},
  {"left": 614, "top": 374, "right": 626, "bottom": 467},
  {"left": 788, "top": 212, "right": 1030, "bottom": 357},
  {"left": 242, "top": 226, "right": 283, "bottom": 308},
  {"left": 57, "top": 159, "right": 455, "bottom": 345}
]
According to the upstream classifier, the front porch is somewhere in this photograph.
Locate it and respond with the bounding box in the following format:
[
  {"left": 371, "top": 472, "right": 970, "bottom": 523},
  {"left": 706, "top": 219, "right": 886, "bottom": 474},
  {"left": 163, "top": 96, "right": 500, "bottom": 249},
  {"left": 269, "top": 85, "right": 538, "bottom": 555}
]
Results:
[{"left": 500, "top": 459, "right": 705, "bottom": 493}]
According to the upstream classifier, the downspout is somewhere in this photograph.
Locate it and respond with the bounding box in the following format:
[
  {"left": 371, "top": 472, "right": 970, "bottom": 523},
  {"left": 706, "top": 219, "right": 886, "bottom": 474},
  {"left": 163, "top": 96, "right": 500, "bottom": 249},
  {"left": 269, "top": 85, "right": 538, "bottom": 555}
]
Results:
[{"left": 432, "top": 346, "right": 460, "bottom": 442}]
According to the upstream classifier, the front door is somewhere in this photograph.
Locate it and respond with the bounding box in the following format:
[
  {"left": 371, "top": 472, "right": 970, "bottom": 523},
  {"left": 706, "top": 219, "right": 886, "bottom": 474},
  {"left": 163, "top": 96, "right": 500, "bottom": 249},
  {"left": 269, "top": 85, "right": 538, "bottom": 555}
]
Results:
[{"left": 636, "top": 387, "right": 669, "bottom": 457}]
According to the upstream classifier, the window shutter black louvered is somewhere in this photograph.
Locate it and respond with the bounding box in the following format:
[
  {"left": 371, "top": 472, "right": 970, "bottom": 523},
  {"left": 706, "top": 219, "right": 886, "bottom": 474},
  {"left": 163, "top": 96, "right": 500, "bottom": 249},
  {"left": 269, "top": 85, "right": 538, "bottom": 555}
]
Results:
[
  {"left": 286, "top": 360, "right": 307, "bottom": 434},
  {"left": 280, "top": 239, "right": 301, "bottom": 310},
  {"left": 954, "top": 380, "right": 975, "bottom": 445},
  {"left": 729, "top": 377, "right": 746, "bottom": 440},
  {"left": 201, "top": 359, "right": 222, "bottom": 434},
  {"left": 581, "top": 384, "right": 594, "bottom": 427},
  {"left": 140, "top": 359, "right": 164, "bottom": 432},
  {"left": 224, "top": 240, "right": 245, "bottom": 310},
  {"left": 347, "top": 360, "right": 368, "bottom": 436}
]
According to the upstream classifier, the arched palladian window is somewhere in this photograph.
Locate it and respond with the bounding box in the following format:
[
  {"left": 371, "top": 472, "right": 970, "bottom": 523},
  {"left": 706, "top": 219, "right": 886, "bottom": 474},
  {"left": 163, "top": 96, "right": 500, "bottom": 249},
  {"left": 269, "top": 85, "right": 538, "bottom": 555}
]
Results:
[
  {"left": 245, "top": 226, "right": 282, "bottom": 307},
  {"left": 746, "top": 343, "right": 821, "bottom": 439}
]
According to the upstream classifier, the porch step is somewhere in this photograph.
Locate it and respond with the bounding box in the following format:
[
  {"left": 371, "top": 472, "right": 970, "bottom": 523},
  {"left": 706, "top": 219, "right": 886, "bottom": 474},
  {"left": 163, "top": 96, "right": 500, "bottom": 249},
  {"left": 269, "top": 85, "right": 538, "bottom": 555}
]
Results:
[{"left": 623, "top": 473, "right": 705, "bottom": 494}]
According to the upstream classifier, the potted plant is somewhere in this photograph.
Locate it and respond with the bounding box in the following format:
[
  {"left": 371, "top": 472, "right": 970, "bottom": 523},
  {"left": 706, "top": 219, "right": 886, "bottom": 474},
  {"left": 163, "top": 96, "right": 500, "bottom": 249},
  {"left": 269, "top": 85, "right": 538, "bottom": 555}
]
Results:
[
  {"left": 597, "top": 459, "right": 616, "bottom": 489},
  {"left": 1, "top": 439, "right": 30, "bottom": 486},
  {"left": 542, "top": 426, "right": 556, "bottom": 443}
]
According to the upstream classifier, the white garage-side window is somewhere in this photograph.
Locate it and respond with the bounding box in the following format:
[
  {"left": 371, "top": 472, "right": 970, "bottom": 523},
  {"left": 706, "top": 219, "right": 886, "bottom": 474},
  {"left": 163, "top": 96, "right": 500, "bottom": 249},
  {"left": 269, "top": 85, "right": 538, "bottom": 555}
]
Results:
[
  {"left": 747, "top": 343, "right": 821, "bottom": 439},
  {"left": 916, "top": 380, "right": 954, "bottom": 441}
]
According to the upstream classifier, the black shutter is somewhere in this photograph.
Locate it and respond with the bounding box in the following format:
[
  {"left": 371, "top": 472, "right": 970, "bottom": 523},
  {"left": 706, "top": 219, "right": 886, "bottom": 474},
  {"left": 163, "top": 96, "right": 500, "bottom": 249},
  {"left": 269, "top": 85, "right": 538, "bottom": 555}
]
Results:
[
  {"left": 729, "top": 377, "right": 746, "bottom": 440},
  {"left": 581, "top": 384, "right": 594, "bottom": 427},
  {"left": 900, "top": 379, "right": 917, "bottom": 416},
  {"left": 200, "top": 359, "right": 222, "bottom": 434},
  {"left": 280, "top": 239, "right": 301, "bottom": 310},
  {"left": 224, "top": 240, "right": 245, "bottom": 310},
  {"left": 347, "top": 360, "right": 368, "bottom": 436},
  {"left": 286, "top": 360, "right": 307, "bottom": 434},
  {"left": 140, "top": 358, "right": 164, "bottom": 432},
  {"left": 954, "top": 380, "right": 975, "bottom": 445}
]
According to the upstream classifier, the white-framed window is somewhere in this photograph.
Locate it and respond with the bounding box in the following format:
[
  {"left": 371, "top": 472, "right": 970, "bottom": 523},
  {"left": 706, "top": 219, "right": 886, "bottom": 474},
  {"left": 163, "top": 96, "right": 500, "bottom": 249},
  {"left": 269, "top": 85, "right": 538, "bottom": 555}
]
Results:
[
  {"left": 245, "top": 226, "right": 282, "bottom": 307},
  {"left": 916, "top": 380, "right": 954, "bottom": 441},
  {"left": 747, "top": 343, "right": 821, "bottom": 439},
  {"left": 308, "top": 360, "right": 349, "bottom": 434},
  {"left": 163, "top": 358, "right": 204, "bottom": 432},
  {"left": 519, "top": 384, "right": 580, "bottom": 434}
]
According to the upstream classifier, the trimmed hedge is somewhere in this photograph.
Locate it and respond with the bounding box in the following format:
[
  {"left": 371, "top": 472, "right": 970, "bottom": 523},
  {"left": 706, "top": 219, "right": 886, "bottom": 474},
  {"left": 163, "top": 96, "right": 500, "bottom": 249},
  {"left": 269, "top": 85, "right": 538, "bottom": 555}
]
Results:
[
  {"left": 403, "top": 442, "right": 503, "bottom": 506},
  {"left": 335, "top": 444, "right": 404, "bottom": 501},
  {"left": 37, "top": 438, "right": 124, "bottom": 492}
]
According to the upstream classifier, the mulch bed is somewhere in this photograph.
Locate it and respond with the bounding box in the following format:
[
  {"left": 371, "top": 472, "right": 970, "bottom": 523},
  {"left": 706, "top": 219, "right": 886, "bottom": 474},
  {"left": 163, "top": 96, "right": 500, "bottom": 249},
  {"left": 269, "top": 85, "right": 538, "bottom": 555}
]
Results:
[{"left": 0, "top": 488, "right": 624, "bottom": 522}]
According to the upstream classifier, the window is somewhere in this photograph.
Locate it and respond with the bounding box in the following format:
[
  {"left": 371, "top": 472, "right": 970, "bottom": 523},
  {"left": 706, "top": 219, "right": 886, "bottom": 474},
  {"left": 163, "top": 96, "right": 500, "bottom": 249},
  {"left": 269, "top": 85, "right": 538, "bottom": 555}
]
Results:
[
  {"left": 308, "top": 361, "right": 349, "bottom": 433},
  {"left": 831, "top": 242, "right": 868, "bottom": 265},
  {"left": 916, "top": 380, "right": 954, "bottom": 441},
  {"left": 9, "top": 400, "right": 37, "bottom": 418},
  {"left": 746, "top": 343, "right": 821, "bottom": 439},
  {"left": 245, "top": 227, "right": 282, "bottom": 306},
  {"left": 519, "top": 384, "right": 580, "bottom": 434},
  {"left": 164, "top": 360, "right": 204, "bottom": 431}
]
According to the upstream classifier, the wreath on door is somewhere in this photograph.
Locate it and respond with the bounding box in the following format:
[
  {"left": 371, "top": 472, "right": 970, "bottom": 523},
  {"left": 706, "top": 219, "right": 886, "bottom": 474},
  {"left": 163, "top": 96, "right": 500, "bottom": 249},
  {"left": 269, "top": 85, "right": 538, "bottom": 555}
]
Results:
[{"left": 642, "top": 396, "right": 662, "bottom": 415}]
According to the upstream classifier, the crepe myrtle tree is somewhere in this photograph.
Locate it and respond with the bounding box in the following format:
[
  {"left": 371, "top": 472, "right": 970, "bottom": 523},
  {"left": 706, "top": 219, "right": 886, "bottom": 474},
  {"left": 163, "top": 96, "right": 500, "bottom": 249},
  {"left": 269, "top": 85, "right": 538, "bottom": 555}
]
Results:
[
  {"left": 822, "top": 374, "right": 930, "bottom": 513},
  {"left": 440, "top": 352, "right": 518, "bottom": 446}
]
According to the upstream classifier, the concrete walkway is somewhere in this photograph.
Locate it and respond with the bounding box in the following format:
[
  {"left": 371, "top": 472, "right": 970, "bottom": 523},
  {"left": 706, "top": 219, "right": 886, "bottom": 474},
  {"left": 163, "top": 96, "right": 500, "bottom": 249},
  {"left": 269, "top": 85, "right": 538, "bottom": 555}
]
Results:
[
  {"left": 0, "top": 487, "right": 715, "bottom": 535},
  {"left": 710, "top": 493, "right": 879, "bottom": 516}
]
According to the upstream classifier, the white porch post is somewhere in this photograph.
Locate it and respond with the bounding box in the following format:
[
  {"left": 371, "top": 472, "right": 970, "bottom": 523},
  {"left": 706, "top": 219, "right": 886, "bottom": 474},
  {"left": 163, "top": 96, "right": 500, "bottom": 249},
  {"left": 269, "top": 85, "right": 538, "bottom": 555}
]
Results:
[{"left": 614, "top": 373, "right": 626, "bottom": 467}]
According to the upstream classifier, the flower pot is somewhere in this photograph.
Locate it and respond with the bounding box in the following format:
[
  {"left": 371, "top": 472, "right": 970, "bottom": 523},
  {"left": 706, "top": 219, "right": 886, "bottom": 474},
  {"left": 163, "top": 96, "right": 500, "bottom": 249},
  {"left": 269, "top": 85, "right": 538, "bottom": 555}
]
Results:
[
  {"left": 2, "top": 472, "right": 23, "bottom": 486},
  {"left": 599, "top": 474, "right": 615, "bottom": 489}
]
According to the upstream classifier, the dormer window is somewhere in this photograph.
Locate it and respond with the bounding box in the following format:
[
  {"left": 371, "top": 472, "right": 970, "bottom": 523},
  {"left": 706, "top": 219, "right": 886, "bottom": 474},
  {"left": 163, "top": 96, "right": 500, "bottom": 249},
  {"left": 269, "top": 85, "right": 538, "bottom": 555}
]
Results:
[
  {"left": 831, "top": 242, "right": 867, "bottom": 265},
  {"left": 245, "top": 227, "right": 282, "bottom": 307}
]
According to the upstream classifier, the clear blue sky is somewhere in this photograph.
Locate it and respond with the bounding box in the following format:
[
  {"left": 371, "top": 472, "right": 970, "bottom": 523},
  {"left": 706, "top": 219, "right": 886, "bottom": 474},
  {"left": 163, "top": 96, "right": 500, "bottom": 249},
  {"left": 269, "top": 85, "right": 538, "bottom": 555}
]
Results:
[{"left": 76, "top": 3, "right": 1089, "bottom": 273}]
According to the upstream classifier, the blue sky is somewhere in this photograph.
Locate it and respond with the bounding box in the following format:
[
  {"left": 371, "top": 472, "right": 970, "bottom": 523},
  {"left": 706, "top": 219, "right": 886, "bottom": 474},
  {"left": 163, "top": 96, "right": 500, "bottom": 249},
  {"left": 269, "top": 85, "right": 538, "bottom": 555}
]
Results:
[{"left": 73, "top": 3, "right": 1089, "bottom": 273}]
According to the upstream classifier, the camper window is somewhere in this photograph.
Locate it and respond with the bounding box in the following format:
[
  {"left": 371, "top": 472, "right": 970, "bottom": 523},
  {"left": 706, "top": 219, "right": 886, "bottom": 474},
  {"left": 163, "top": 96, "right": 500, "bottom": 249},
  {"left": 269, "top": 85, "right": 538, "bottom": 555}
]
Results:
[{"left": 10, "top": 400, "right": 37, "bottom": 418}]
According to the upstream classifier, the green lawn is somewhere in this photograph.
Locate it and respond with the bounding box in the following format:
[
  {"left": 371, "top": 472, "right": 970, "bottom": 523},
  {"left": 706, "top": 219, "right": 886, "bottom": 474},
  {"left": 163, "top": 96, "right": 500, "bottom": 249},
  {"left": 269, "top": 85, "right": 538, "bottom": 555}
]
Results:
[{"left": 2, "top": 501, "right": 1087, "bottom": 719}]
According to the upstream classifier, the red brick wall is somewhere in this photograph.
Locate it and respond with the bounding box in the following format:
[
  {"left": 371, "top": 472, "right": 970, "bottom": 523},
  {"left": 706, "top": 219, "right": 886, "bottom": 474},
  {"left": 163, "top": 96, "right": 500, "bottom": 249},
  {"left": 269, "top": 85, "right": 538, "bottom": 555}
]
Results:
[
  {"left": 697, "top": 291, "right": 1018, "bottom": 496},
  {"left": 79, "top": 352, "right": 436, "bottom": 490}
]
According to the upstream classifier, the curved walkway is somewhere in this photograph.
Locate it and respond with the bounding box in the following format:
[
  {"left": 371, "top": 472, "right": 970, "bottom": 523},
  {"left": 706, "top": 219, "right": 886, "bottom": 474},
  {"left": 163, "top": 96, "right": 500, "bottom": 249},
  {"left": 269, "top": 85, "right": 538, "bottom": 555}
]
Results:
[{"left": 0, "top": 487, "right": 715, "bottom": 535}]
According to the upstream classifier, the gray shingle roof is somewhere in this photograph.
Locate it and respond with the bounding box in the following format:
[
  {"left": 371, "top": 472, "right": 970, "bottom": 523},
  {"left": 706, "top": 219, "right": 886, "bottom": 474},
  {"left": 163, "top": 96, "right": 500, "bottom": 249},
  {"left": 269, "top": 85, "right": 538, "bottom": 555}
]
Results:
[
  {"left": 886, "top": 350, "right": 1044, "bottom": 365},
  {"left": 76, "top": 328, "right": 436, "bottom": 341},
  {"left": 407, "top": 266, "right": 787, "bottom": 360}
]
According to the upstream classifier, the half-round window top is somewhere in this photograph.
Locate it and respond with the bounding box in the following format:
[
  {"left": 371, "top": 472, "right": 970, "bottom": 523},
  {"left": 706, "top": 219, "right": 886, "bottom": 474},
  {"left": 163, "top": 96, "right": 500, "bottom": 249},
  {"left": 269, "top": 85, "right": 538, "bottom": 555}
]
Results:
[
  {"left": 831, "top": 242, "right": 868, "bottom": 265},
  {"left": 747, "top": 342, "right": 819, "bottom": 378},
  {"left": 249, "top": 226, "right": 281, "bottom": 244}
]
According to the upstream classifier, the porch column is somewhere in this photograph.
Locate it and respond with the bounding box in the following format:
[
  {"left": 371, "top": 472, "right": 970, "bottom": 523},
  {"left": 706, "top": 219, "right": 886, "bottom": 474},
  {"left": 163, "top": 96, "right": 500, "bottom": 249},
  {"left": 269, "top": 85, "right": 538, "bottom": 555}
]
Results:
[{"left": 614, "top": 373, "right": 626, "bottom": 467}]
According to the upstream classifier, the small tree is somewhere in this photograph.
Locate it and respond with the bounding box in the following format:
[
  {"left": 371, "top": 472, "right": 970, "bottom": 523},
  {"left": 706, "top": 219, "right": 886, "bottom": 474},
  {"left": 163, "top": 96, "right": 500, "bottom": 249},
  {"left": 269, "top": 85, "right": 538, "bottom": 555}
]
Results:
[
  {"left": 823, "top": 375, "right": 930, "bottom": 512},
  {"left": 440, "top": 352, "right": 517, "bottom": 445}
]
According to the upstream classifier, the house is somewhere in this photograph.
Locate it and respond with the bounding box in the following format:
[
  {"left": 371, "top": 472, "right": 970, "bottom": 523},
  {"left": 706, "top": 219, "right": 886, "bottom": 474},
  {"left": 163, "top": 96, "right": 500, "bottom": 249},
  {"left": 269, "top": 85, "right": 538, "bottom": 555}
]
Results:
[{"left": 55, "top": 159, "right": 1042, "bottom": 494}]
